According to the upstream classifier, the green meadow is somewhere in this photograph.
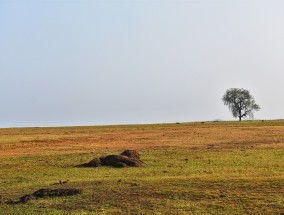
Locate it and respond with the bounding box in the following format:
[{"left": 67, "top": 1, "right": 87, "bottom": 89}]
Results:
[{"left": 0, "top": 120, "right": 283, "bottom": 214}]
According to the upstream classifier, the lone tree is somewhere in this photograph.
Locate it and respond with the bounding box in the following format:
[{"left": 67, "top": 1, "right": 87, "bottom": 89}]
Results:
[{"left": 222, "top": 88, "right": 260, "bottom": 121}]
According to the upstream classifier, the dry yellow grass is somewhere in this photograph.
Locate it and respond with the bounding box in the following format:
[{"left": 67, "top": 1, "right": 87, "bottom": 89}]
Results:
[{"left": 0, "top": 121, "right": 283, "bottom": 157}]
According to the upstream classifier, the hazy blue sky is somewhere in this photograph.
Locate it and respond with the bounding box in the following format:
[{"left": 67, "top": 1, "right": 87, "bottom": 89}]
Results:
[{"left": 1, "top": 0, "right": 284, "bottom": 127}]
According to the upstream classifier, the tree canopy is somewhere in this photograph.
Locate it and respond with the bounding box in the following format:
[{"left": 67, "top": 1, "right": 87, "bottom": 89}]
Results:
[{"left": 222, "top": 88, "right": 260, "bottom": 121}]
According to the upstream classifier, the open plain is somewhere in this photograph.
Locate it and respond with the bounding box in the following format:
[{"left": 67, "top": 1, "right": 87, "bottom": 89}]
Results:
[{"left": 0, "top": 120, "right": 283, "bottom": 214}]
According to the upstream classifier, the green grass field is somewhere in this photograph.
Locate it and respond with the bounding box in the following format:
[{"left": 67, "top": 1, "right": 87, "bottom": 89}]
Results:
[{"left": 0, "top": 120, "right": 283, "bottom": 214}]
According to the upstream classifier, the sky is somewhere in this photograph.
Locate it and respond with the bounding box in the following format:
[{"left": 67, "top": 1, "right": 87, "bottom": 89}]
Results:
[{"left": 0, "top": 0, "right": 284, "bottom": 128}]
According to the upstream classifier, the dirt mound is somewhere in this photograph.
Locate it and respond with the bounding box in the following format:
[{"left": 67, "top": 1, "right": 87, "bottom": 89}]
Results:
[
  {"left": 120, "top": 149, "right": 140, "bottom": 159},
  {"left": 8, "top": 188, "right": 81, "bottom": 204},
  {"left": 81, "top": 150, "right": 144, "bottom": 168},
  {"left": 82, "top": 157, "right": 103, "bottom": 167},
  {"left": 101, "top": 155, "right": 144, "bottom": 167},
  {"left": 33, "top": 188, "right": 81, "bottom": 198},
  {"left": 19, "top": 195, "right": 34, "bottom": 204}
]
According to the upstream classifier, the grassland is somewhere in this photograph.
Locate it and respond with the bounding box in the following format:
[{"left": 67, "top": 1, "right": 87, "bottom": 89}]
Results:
[{"left": 0, "top": 120, "right": 283, "bottom": 214}]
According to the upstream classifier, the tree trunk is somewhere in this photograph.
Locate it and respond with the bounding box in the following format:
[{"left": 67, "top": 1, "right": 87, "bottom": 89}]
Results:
[{"left": 238, "top": 109, "right": 242, "bottom": 121}]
